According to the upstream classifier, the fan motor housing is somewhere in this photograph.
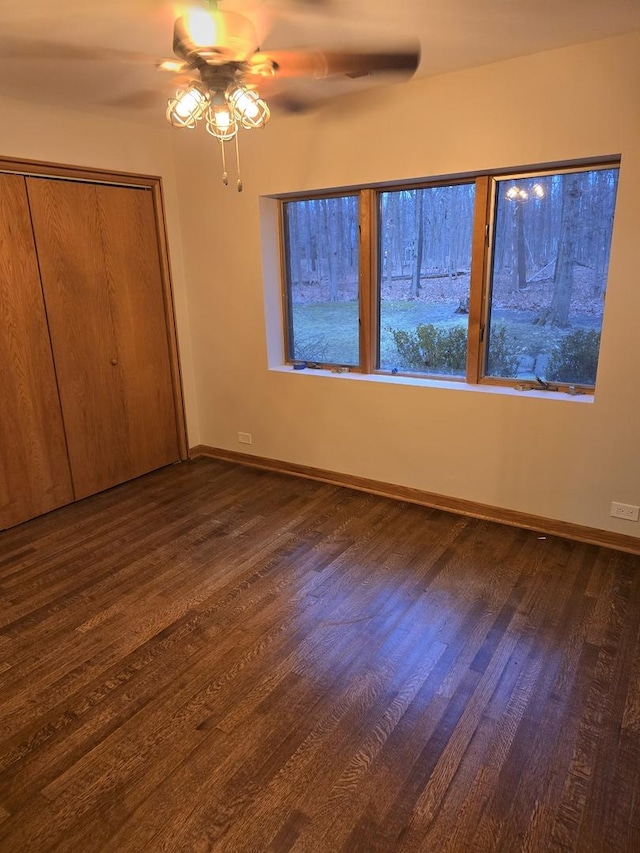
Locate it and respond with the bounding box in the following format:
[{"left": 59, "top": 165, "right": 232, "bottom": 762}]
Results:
[{"left": 173, "top": 12, "right": 259, "bottom": 66}]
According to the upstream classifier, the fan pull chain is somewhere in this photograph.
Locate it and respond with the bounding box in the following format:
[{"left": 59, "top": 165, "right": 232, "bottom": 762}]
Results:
[
  {"left": 234, "top": 132, "right": 243, "bottom": 193},
  {"left": 220, "top": 140, "right": 229, "bottom": 186}
]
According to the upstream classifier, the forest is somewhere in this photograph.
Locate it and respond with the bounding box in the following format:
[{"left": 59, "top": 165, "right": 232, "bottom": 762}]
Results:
[{"left": 284, "top": 166, "right": 618, "bottom": 385}]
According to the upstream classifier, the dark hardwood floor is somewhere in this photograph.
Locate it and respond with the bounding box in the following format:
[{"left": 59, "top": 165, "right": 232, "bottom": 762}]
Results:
[{"left": 0, "top": 459, "right": 638, "bottom": 852}]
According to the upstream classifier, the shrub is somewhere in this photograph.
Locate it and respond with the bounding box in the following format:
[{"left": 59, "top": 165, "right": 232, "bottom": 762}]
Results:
[
  {"left": 390, "top": 323, "right": 467, "bottom": 374},
  {"left": 546, "top": 329, "right": 600, "bottom": 385},
  {"left": 486, "top": 324, "right": 521, "bottom": 378},
  {"left": 391, "top": 321, "right": 521, "bottom": 377}
]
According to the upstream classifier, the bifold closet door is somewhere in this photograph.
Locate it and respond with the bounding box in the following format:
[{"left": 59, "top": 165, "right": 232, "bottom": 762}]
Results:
[
  {"left": 27, "top": 178, "right": 180, "bottom": 501},
  {"left": 0, "top": 174, "right": 74, "bottom": 529}
]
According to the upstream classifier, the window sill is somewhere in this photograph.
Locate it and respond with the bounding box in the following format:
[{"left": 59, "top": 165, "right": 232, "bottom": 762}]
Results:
[{"left": 269, "top": 365, "right": 594, "bottom": 402}]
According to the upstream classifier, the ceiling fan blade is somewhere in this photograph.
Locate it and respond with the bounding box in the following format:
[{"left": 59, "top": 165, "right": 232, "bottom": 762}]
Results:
[
  {"left": 259, "top": 89, "right": 313, "bottom": 114},
  {"left": 102, "top": 90, "right": 164, "bottom": 110},
  {"left": 0, "top": 34, "right": 155, "bottom": 64},
  {"left": 245, "top": 46, "right": 420, "bottom": 82},
  {"left": 156, "top": 59, "right": 190, "bottom": 74}
]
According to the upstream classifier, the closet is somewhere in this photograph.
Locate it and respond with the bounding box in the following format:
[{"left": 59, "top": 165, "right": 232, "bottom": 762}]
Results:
[{"left": 0, "top": 165, "right": 184, "bottom": 530}]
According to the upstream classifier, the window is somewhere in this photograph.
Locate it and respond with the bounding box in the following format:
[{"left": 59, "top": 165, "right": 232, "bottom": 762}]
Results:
[
  {"left": 279, "top": 162, "right": 619, "bottom": 391},
  {"left": 379, "top": 183, "right": 475, "bottom": 377},
  {"left": 486, "top": 168, "right": 618, "bottom": 386},
  {"left": 282, "top": 194, "right": 360, "bottom": 366}
]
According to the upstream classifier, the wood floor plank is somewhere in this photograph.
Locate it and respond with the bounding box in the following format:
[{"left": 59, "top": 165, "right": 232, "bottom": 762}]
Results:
[{"left": 0, "top": 459, "right": 638, "bottom": 852}]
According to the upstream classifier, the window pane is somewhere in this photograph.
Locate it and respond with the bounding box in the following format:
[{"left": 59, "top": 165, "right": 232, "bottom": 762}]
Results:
[
  {"left": 486, "top": 168, "right": 619, "bottom": 386},
  {"left": 283, "top": 196, "right": 359, "bottom": 366},
  {"left": 378, "top": 184, "right": 475, "bottom": 376}
]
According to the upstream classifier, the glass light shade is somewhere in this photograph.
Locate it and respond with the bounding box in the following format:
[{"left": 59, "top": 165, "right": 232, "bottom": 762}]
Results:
[
  {"left": 226, "top": 84, "right": 270, "bottom": 129},
  {"left": 166, "top": 84, "right": 209, "bottom": 128},
  {"left": 205, "top": 102, "right": 238, "bottom": 141}
]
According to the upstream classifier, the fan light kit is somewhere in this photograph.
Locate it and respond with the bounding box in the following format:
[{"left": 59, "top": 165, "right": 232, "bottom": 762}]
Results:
[
  {"left": 165, "top": 5, "right": 271, "bottom": 192},
  {"left": 167, "top": 78, "right": 269, "bottom": 191},
  {"left": 163, "top": 2, "right": 421, "bottom": 191},
  {"left": 506, "top": 183, "right": 545, "bottom": 202}
]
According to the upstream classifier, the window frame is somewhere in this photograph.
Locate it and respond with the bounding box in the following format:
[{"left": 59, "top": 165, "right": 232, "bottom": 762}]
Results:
[
  {"left": 278, "top": 159, "right": 620, "bottom": 392},
  {"left": 280, "top": 190, "right": 364, "bottom": 371},
  {"left": 373, "top": 176, "right": 485, "bottom": 383},
  {"left": 479, "top": 162, "right": 619, "bottom": 391}
]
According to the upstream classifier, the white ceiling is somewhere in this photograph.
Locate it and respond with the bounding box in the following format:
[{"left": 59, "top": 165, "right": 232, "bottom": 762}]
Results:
[{"left": 0, "top": 0, "right": 639, "bottom": 122}]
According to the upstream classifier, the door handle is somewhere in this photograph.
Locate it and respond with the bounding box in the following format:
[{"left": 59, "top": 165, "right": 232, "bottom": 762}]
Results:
[{"left": 110, "top": 357, "right": 118, "bottom": 366}]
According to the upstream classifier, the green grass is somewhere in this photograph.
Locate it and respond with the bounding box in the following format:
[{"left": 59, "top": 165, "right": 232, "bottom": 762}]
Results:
[
  {"left": 291, "top": 302, "right": 361, "bottom": 365},
  {"left": 291, "top": 300, "right": 470, "bottom": 367}
]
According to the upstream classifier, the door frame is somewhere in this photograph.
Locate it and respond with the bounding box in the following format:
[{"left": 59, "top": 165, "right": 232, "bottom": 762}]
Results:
[{"left": 0, "top": 155, "right": 189, "bottom": 461}]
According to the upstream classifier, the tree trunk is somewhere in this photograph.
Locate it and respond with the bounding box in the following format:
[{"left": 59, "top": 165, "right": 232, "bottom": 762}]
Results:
[
  {"left": 410, "top": 191, "right": 424, "bottom": 298},
  {"left": 516, "top": 203, "right": 527, "bottom": 289},
  {"left": 289, "top": 204, "right": 304, "bottom": 288},
  {"left": 303, "top": 201, "right": 317, "bottom": 283},
  {"left": 534, "top": 178, "right": 581, "bottom": 327},
  {"left": 383, "top": 196, "right": 394, "bottom": 293},
  {"left": 321, "top": 199, "right": 340, "bottom": 302}
]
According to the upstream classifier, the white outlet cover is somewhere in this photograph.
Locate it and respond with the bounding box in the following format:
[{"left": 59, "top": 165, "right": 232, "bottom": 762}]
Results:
[{"left": 610, "top": 501, "right": 640, "bottom": 521}]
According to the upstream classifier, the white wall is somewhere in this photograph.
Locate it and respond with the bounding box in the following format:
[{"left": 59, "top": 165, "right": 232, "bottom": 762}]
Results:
[
  {"left": 0, "top": 97, "right": 200, "bottom": 446},
  {"left": 173, "top": 31, "right": 640, "bottom": 540},
  {"left": 5, "top": 32, "right": 636, "bottom": 539}
]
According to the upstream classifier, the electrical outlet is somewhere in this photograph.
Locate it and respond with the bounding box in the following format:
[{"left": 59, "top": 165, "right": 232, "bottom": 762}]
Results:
[
  {"left": 238, "top": 432, "right": 252, "bottom": 445},
  {"left": 610, "top": 502, "right": 640, "bottom": 522}
]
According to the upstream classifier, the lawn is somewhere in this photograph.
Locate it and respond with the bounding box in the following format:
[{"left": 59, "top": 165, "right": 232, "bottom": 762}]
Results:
[
  {"left": 290, "top": 300, "right": 468, "bottom": 367},
  {"left": 290, "top": 298, "right": 602, "bottom": 380}
]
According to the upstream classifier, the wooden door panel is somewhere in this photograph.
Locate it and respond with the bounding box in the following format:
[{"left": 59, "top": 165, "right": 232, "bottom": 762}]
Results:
[
  {"left": 95, "top": 184, "right": 180, "bottom": 481},
  {"left": 26, "top": 178, "right": 180, "bottom": 500},
  {"left": 0, "top": 174, "right": 74, "bottom": 529}
]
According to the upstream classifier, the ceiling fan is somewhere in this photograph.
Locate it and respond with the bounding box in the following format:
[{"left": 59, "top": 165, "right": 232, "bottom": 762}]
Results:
[{"left": 160, "top": 1, "right": 421, "bottom": 190}]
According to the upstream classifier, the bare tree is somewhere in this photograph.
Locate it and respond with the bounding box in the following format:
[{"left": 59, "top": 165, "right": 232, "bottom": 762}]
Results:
[
  {"left": 534, "top": 178, "right": 582, "bottom": 327},
  {"left": 410, "top": 190, "right": 425, "bottom": 298},
  {"left": 287, "top": 203, "right": 304, "bottom": 288},
  {"left": 319, "top": 199, "right": 339, "bottom": 301}
]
